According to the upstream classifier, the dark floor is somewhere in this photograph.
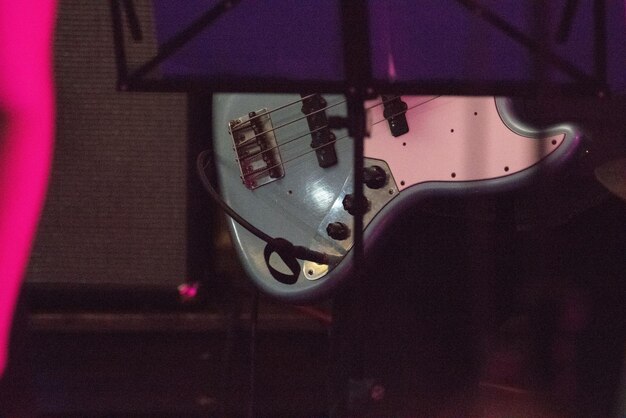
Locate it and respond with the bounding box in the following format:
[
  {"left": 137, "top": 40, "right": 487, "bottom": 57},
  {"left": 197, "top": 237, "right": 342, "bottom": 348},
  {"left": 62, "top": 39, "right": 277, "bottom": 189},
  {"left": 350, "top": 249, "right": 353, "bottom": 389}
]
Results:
[
  {"left": 2, "top": 290, "right": 331, "bottom": 417},
  {"left": 2, "top": 196, "right": 626, "bottom": 417}
]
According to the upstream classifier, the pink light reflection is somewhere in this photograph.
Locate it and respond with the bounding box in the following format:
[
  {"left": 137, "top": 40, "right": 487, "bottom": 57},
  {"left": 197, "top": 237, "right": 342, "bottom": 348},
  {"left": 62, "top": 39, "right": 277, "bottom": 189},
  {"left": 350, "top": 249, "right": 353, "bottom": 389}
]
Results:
[{"left": 0, "top": 1, "right": 56, "bottom": 378}]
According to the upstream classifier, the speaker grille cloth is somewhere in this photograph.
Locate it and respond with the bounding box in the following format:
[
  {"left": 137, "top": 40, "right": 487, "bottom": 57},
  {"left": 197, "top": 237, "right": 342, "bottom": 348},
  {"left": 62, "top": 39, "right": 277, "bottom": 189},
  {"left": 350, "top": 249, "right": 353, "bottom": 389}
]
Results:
[{"left": 26, "top": 0, "right": 188, "bottom": 287}]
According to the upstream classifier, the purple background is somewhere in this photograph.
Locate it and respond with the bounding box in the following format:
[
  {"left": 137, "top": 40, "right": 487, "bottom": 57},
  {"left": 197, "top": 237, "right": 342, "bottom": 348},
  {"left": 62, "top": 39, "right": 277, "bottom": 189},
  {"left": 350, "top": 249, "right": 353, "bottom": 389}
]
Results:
[{"left": 152, "top": 1, "right": 626, "bottom": 93}]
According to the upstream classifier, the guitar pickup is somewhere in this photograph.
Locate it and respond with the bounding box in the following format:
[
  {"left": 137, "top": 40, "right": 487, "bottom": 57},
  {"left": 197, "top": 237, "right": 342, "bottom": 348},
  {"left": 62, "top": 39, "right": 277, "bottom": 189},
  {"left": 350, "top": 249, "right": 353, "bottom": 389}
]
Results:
[
  {"left": 229, "top": 109, "right": 284, "bottom": 190},
  {"left": 381, "top": 95, "right": 409, "bottom": 137},
  {"left": 301, "top": 93, "right": 338, "bottom": 168}
]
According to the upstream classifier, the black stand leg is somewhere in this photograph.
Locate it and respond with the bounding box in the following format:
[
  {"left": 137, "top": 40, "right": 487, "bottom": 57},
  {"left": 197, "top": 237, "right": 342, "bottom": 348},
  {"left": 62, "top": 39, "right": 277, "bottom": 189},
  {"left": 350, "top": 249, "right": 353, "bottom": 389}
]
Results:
[{"left": 327, "top": 1, "right": 379, "bottom": 416}]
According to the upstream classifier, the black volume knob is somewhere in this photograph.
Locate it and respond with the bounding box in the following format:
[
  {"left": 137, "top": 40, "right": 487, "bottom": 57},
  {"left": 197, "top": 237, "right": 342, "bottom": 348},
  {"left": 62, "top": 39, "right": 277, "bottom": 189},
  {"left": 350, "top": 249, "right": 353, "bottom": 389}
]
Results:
[
  {"left": 342, "top": 193, "right": 370, "bottom": 216},
  {"left": 363, "top": 165, "right": 387, "bottom": 189},
  {"left": 326, "top": 222, "right": 350, "bottom": 241}
]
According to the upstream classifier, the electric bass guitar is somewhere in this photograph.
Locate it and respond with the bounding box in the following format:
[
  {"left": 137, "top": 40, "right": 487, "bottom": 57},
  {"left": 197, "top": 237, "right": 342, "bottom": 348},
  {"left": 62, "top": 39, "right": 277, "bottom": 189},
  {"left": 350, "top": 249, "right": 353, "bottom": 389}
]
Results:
[{"left": 211, "top": 94, "right": 583, "bottom": 302}]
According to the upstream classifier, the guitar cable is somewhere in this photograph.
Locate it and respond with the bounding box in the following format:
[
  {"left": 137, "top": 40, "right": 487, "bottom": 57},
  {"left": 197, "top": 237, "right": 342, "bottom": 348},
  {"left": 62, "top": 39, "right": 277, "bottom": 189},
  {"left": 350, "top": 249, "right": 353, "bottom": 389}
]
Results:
[{"left": 196, "top": 149, "right": 341, "bottom": 284}]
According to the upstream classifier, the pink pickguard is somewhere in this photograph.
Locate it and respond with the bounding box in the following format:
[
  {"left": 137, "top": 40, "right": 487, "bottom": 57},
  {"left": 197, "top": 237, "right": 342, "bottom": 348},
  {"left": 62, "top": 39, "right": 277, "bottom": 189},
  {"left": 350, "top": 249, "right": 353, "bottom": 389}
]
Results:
[{"left": 364, "top": 96, "right": 565, "bottom": 191}]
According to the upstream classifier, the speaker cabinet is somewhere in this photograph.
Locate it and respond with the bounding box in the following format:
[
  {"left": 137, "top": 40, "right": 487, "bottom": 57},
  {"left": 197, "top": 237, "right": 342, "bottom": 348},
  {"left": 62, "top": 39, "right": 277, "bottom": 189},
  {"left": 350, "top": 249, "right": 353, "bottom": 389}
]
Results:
[{"left": 26, "top": 0, "right": 199, "bottom": 290}]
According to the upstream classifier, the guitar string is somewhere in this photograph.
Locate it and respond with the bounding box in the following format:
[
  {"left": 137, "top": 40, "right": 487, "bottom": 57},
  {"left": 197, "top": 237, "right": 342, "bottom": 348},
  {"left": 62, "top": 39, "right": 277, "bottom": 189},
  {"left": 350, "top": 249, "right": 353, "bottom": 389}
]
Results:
[
  {"left": 237, "top": 96, "right": 441, "bottom": 177},
  {"left": 230, "top": 93, "right": 325, "bottom": 142},
  {"left": 232, "top": 99, "right": 345, "bottom": 147},
  {"left": 244, "top": 93, "right": 418, "bottom": 123},
  {"left": 240, "top": 133, "right": 349, "bottom": 184},
  {"left": 230, "top": 93, "right": 414, "bottom": 144},
  {"left": 232, "top": 96, "right": 350, "bottom": 159},
  {"left": 236, "top": 124, "right": 332, "bottom": 161},
  {"left": 234, "top": 95, "right": 439, "bottom": 162},
  {"left": 236, "top": 96, "right": 441, "bottom": 178},
  {"left": 229, "top": 93, "right": 317, "bottom": 130}
]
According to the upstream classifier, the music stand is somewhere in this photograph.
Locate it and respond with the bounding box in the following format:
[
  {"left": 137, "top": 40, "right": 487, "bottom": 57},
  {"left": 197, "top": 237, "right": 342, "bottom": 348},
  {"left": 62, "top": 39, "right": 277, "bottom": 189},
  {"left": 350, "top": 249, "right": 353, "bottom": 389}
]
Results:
[
  {"left": 111, "top": 0, "right": 626, "bottom": 96},
  {"left": 109, "top": 0, "right": 626, "bottom": 415},
  {"left": 110, "top": 0, "right": 626, "bottom": 291}
]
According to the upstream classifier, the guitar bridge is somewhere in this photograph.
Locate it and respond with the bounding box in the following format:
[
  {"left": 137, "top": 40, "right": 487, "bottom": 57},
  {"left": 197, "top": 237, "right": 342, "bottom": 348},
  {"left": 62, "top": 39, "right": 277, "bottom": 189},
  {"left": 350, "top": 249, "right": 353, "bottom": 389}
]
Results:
[{"left": 229, "top": 109, "right": 284, "bottom": 190}]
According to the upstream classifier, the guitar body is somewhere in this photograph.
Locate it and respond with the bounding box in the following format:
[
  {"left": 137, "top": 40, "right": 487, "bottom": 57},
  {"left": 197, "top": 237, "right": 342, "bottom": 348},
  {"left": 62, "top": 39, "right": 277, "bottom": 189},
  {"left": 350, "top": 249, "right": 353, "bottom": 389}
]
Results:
[{"left": 212, "top": 94, "right": 582, "bottom": 302}]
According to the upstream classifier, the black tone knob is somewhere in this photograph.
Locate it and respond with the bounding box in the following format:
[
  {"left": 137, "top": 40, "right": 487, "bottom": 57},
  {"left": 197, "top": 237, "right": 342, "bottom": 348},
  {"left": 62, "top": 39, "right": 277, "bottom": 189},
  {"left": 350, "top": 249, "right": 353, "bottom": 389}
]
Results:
[
  {"left": 363, "top": 165, "right": 387, "bottom": 189},
  {"left": 326, "top": 222, "right": 350, "bottom": 241},
  {"left": 342, "top": 193, "right": 370, "bottom": 216}
]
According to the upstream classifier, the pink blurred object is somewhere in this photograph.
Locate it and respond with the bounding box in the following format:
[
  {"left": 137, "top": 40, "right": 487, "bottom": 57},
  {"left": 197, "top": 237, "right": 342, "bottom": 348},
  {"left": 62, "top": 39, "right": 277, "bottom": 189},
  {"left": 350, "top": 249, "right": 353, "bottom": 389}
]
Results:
[
  {"left": 177, "top": 282, "right": 200, "bottom": 302},
  {"left": 0, "top": 1, "right": 56, "bottom": 378}
]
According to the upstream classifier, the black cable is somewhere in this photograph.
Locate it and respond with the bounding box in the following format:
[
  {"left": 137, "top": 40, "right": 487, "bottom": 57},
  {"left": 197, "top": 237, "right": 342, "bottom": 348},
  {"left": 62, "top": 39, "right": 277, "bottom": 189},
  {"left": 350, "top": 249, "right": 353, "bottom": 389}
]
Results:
[
  {"left": 197, "top": 149, "right": 273, "bottom": 243},
  {"left": 195, "top": 150, "right": 340, "bottom": 278}
]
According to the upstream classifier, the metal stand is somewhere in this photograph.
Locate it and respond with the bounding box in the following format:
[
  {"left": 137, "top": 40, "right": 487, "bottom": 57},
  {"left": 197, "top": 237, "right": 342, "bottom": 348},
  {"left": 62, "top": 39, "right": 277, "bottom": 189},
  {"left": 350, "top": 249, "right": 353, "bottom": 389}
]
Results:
[
  {"left": 110, "top": 0, "right": 609, "bottom": 95},
  {"left": 109, "top": 1, "right": 614, "bottom": 416}
]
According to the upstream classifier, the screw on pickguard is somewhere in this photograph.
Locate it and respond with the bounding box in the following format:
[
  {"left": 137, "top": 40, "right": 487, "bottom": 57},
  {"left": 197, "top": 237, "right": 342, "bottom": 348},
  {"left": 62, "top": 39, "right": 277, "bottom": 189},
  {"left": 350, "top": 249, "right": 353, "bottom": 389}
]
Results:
[
  {"left": 228, "top": 109, "right": 284, "bottom": 190},
  {"left": 381, "top": 95, "right": 409, "bottom": 137},
  {"left": 300, "top": 93, "right": 338, "bottom": 168}
]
